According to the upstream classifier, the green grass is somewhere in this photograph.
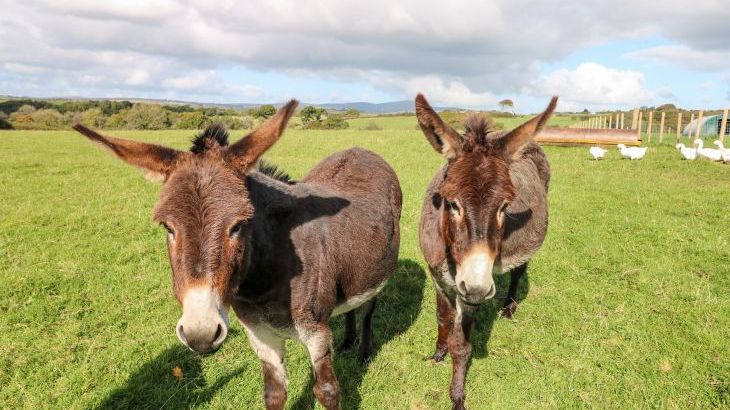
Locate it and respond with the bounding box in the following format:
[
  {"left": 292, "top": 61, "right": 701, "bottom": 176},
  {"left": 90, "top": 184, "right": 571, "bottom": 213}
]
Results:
[{"left": 0, "top": 126, "right": 728, "bottom": 409}]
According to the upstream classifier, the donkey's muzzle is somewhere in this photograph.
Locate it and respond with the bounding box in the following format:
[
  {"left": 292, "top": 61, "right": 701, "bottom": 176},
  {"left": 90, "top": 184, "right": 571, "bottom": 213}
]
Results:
[
  {"left": 176, "top": 287, "right": 229, "bottom": 353},
  {"left": 455, "top": 247, "right": 497, "bottom": 305}
]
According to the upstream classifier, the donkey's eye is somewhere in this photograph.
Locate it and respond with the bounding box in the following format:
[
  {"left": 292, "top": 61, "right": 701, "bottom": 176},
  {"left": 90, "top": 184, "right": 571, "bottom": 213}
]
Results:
[
  {"left": 161, "top": 223, "right": 174, "bottom": 237},
  {"left": 446, "top": 200, "right": 461, "bottom": 217},
  {"left": 229, "top": 221, "right": 246, "bottom": 237}
]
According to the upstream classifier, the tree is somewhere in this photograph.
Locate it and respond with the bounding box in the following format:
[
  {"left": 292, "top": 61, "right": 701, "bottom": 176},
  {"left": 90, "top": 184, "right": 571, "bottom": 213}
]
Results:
[
  {"left": 301, "top": 106, "right": 326, "bottom": 124},
  {"left": 80, "top": 108, "right": 106, "bottom": 128},
  {"left": 31, "top": 109, "right": 64, "bottom": 129},
  {"left": 344, "top": 108, "right": 360, "bottom": 118},
  {"left": 124, "top": 104, "right": 170, "bottom": 129},
  {"left": 252, "top": 104, "right": 276, "bottom": 119},
  {"left": 17, "top": 104, "right": 37, "bottom": 115},
  {"left": 0, "top": 111, "right": 11, "bottom": 129},
  {"left": 498, "top": 99, "right": 514, "bottom": 111},
  {"left": 321, "top": 114, "right": 349, "bottom": 129},
  {"left": 175, "top": 111, "right": 207, "bottom": 129}
]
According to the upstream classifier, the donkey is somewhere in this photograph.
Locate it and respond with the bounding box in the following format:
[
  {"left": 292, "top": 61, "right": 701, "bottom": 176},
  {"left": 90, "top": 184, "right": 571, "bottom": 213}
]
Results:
[
  {"left": 416, "top": 94, "right": 557, "bottom": 410},
  {"left": 72, "top": 100, "right": 402, "bottom": 410}
]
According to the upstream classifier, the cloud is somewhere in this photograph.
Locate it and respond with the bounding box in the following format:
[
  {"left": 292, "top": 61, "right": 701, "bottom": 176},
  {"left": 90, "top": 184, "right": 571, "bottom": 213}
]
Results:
[
  {"left": 525, "top": 63, "right": 654, "bottom": 110},
  {"left": 628, "top": 45, "right": 730, "bottom": 71},
  {"left": 0, "top": 0, "right": 729, "bottom": 105}
]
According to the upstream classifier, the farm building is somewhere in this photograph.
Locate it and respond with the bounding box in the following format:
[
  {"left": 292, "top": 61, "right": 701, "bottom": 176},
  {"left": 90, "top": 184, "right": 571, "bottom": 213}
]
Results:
[{"left": 682, "top": 114, "right": 730, "bottom": 136}]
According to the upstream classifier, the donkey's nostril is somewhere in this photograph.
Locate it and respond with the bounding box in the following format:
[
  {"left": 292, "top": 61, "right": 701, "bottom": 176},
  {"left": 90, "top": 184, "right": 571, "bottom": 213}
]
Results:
[
  {"left": 177, "top": 324, "right": 187, "bottom": 344},
  {"left": 213, "top": 324, "right": 222, "bottom": 341}
]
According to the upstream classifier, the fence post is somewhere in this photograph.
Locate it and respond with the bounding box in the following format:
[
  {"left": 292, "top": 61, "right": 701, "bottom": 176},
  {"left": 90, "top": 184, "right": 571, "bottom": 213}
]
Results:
[
  {"left": 659, "top": 112, "right": 665, "bottom": 142},
  {"left": 689, "top": 113, "right": 694, "bottom": 140},
  {"left": 719, "top": 109, "right": 729, "bottom": 143},
  {"left": 676, "top": 112, "right": 682, "bottom": 143},
  {"left": 620, "top": 112, "right": 625, "bottom": 129},
  {"left": 637, "top": 111, "right": 643, "bottom": 139},
  {"left": 695, "top": 110, "right": 703, "bottom": 139},
  {"left": 646, "top": 111, "right": 653, "bottom": 143},
  {"left": 631, "top": 109, "right": 639, "bottom": 129}
]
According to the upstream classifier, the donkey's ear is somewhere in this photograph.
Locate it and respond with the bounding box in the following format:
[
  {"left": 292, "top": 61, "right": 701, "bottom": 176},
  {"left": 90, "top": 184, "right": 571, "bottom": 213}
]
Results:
[
  {"left": 415, "top": 94, "right": 463, "bottom": 159},
  {"left": 227, "top": 99, "right": 299, "bottom": 170},
  {"left": 497, "top": 96, "right": 557, "bottom": 158},
  {"left": 72, "top": 124, "right": 184, "bottom": 182}
]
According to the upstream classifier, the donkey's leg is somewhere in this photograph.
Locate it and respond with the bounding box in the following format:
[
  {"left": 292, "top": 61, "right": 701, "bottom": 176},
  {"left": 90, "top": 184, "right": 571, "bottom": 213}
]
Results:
[
  {"left": 298, "top": 323, "right": 340, "bottom": 410},
  {"left": 358, "top": 297, "right": 377, "bottom": 363},
  {"left": 432, "top": 290, "right": 455, "bottom": 362},
  {"left": 448, "top": 310, "right": 475, "bottom": 410},
  {"left": 243, "top": 324, "right": 288, "bottom": 410},
  {"left": 502, "top": 263, "right": 527, "bottom": 320},
  {"left": 340, "top": 310, "right": 357, "bottom": 350}
]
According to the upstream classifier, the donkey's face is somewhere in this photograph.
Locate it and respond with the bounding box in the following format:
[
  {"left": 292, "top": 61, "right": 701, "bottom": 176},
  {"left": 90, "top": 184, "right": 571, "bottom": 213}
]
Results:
[
  {"left": 416, "top": 94, "right": 556, "bottom": 306},
  {"left": 73, "top": 100, "right": 298, "bottom": 353}
]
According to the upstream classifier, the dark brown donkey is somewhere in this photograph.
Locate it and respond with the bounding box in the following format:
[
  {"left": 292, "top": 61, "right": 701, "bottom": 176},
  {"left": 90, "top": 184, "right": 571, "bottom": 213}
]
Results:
[
  {"left": 417, "top": 94, "right": 557, "bottom": 410},
  {"left": 72, "top": 101, "right": 402, "bottom": 410}
]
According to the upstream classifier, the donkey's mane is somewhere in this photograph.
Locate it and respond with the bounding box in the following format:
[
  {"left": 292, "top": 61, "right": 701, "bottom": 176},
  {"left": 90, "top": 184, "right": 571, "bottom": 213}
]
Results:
[
  {"left": 462, "top": 113, "right": 495, "bottom": 145},
  {"left": 191, "top": 123, "right": 229, "bottom": 154},
  {"left": 257, "top": 160, "right": 295, "bottom": 184}
]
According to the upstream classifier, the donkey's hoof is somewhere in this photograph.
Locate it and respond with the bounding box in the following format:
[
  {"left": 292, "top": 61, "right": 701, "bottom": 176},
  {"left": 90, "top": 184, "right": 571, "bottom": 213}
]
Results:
[
  {"left": 501, "top": 301, "right": 518, "bottom": 319},
  {"left": 358, "top": 347, "right": 373, "bottom": 364},
  {"left": 451, "top": 398, "right": 466, "bottom": 410},
  {"left": 430, "top": 348, "right": 448, "bottom": 363}
]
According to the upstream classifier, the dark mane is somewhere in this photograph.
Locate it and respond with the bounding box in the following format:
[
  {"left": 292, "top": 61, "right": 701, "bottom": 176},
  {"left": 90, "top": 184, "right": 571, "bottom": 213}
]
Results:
[
  {"left": 191, "top": 123, "right": 229, "bottom": 154},
  {"left": 257, "top": 160, "right": 294, "bottom": 184},
  {"left": 462, "top": 113, "right": 494, "bottom": 145}
]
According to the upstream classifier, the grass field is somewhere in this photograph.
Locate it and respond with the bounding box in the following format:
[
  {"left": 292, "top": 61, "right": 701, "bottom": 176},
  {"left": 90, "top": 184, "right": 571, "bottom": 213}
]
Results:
[{"left": 0, "top": 116, "right": 728, "bottom": 409}]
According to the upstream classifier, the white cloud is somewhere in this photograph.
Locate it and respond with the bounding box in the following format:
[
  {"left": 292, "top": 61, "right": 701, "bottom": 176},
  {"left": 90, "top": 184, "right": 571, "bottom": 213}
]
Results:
[
  {"left": 0, "top": 0, "right": 728, "bottom": 105},
  {"left": 628, "top": 45, "right": 730, "bottom": 71},
  {"left": 525, "top": 63, "right": 654, "bottom": 110}
]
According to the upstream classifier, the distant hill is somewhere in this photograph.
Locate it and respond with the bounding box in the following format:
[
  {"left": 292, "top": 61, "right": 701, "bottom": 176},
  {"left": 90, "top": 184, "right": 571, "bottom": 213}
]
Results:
[{"left": 0, "top": 96, "right": 462, "bottom": 114}]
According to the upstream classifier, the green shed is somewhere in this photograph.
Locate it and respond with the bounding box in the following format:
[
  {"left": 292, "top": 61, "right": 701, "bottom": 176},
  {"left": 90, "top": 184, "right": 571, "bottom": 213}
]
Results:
[{"left": 682, "top": 114, "right": 730, "bottom": 136}]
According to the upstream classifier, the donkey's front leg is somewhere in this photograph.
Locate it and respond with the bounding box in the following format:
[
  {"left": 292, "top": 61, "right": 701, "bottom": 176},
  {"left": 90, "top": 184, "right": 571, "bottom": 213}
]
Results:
[
  {"left": 299, "top": 323, "right": 340, "bottom": 410},
  {"left": 448, "top": 306, "right": 475, "bottom": 410},
  {"left": 243, "top": 324, "right": 288, "bottom": 410},
  {"left": 432, "top": 290, "right": 455, "bottom": 362}
]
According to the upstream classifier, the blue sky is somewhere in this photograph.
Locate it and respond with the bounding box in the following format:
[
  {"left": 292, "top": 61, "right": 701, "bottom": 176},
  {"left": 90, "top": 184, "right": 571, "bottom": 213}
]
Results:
[{"left": 1, "top": 0, "right": 728, "bottom": 113}]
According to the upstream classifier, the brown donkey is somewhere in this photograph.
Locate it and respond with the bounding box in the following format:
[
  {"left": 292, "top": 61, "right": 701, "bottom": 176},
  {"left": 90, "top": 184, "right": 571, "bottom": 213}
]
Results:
[
  {"left": 417, "top": 95, "right": 557, "bottom": 410},
  {"left": 72, "top": 101, "right": 402, "bottom": 410}
]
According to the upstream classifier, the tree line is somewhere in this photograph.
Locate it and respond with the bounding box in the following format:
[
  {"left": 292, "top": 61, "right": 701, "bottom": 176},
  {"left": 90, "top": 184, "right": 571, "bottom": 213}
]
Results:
[{"left": 0, "top": 99, "right": 353, "bottom": 130}]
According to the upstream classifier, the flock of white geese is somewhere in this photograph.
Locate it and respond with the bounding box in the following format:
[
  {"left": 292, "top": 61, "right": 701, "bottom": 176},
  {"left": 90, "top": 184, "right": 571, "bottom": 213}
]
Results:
[{"left": 588, "top": 139, "right": 730, "bottom": 164}]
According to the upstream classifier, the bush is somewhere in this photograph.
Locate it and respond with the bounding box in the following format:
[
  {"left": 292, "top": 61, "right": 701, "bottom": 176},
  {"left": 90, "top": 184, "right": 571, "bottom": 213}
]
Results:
[
  {"left": 321, "top": 114, "right": 349, "bottom": 130},
  {"left": 124, "top": 104, "right": 170, "bottom": 130},
  {"left": 252, "top": 105, "right": 276, "bottom": 119},
  {"left": 361, "top": 121, "right": 382, "bottom": 131},
  {"left": 175, "top": 111, "right": 206, "bottom": 129}
]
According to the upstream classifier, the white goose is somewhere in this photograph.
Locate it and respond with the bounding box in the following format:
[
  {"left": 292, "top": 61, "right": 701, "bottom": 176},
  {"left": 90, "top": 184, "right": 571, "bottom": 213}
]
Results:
[
  {"left": 712, "top": 141, "right": 730, "bottom": 163},
  {"left": 713, "top": 140, "right": 730, "bottom": 154},
  {"left": 589, "top": 146, "right": 607, "bottom": 160},
  {"left": 675, "top": 143, "right": 697, "bottom": 160},
  {"left": 694, "top": 139, "right": 723, "bottom": 161},
  {"left": 617, "top": 144, "right": 648, "bottom": 160}
]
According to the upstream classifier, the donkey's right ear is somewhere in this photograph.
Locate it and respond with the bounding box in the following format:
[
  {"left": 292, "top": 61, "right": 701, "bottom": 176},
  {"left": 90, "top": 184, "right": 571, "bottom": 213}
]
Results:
[
  {"left": 415, "top": 94, "right": 463, "bottom": 159},
  {"left": 72, "top": 124, "right": 185, "bottom": 182}
]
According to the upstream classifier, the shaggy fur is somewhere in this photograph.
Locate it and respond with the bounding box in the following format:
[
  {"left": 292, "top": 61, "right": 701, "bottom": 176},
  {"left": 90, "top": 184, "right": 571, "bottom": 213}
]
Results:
[
  {"left": 72, "top": 101, "right": 402, "bottom": 410},
  {"left": 416, "top": 94, "right": 556, "bottom": 410}
]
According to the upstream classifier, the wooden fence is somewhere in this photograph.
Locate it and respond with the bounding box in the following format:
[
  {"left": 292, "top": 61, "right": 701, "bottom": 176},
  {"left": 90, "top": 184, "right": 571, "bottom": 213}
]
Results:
[{"left": 571, "top": 108, "right": 729, "bottom": 144}]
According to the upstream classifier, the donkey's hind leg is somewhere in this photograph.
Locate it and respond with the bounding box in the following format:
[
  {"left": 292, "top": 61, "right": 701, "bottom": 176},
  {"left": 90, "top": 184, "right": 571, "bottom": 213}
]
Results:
[
  {"left": 358, "top": 297, "right": 377, "bottom": 363},
  {"left": 339, "top": 311, "right": 357, "bottom": 351},
  {"left": 502, "top": 263, "right": 527, "bottom": 319}
]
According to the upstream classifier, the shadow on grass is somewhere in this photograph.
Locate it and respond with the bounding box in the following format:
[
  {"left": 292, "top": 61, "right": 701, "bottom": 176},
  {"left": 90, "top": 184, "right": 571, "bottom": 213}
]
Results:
[
  {"left": 97, "top": 345, "right": 243, "bottom": 409},
  {"left": 471, "top": 270, "right": 530, "bottom": 359},
  {"left": 290, "top": 259, "right": 426, "bottom": 410}
]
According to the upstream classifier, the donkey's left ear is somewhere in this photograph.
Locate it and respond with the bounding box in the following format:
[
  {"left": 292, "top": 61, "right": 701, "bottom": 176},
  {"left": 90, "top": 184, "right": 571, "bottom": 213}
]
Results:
[
  {"left": 72, "top": 124, "right": 185, "bottom": 182},
  {"left": 497, "top": 96, "right": 557, "bottom": 158},
  {"left": 227, "top": 100, "right": 299, "bottom": 170}
]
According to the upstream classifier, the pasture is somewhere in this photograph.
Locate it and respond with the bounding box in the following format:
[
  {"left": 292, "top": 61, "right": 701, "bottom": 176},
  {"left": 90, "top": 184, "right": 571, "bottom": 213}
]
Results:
[{"left": 0, "top": 116, "right": 728, "bottom": 409}]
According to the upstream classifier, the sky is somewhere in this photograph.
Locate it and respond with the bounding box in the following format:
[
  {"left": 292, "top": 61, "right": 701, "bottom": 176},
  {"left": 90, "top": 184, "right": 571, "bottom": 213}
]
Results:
[{"left": 1, "top": 0, "right": 729, "bottom": 113}]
